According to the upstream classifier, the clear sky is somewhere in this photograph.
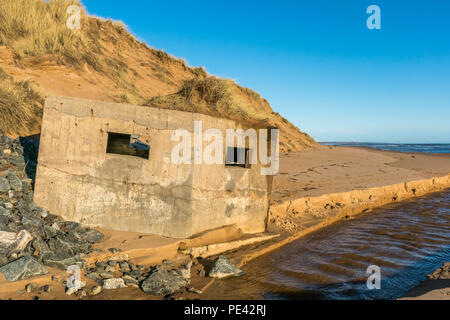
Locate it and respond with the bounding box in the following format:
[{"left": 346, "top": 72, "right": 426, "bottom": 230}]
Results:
[{"left": 81, "top": 0, "right": 450, "bottom": 143}]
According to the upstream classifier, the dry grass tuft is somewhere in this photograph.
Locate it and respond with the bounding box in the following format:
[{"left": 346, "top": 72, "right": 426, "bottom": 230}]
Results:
[
  {"left": 145, "top": 76, "right": 270, "bottom": 124},
  {"left": 0, "top": 68, "right": 44, "bottom": 135},
  {"left": 0, "top": 0, "right": 88, "bottom": 63}
]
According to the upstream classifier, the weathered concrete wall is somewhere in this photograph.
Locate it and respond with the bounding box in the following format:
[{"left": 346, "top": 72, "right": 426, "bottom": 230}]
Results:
[{"left": 34, "top": 96, "right": 272, "bottom": 238}]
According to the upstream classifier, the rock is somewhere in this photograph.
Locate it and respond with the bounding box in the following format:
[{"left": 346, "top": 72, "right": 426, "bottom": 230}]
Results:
[
  {"left": 86, "top": 272, "right": 101, "bottom": 281},
  {"left": 140, "top": 265, "right": 189, "bottom": 296},
  {"left": 31, "top": 238, "right": 51, "bottom": 255},
  {"left": 47, "top": 235, "right": 91, "bottom": 256},
  {"left": 60, "top": 221, "right": 80, "bottom": 231},
  {"left": 65, "top": 280, "right": 86, "bottom": 295},
  {"left": 40, "top": 285, "right": 52, "bottom": 293},
  {"left": 90, "top": 285, "right": 102, "bottom": 296},
  {"left": 25, "top": 283, "right": 36, "bottom": 293},
  {"left": 125, "top": 269, "right": 142, "bottom": 279},
  {"left": 77, "top": 289, "right": 87, "bottom": 299},
  {"left": 21, "top": 216, "right": 44, "bottom": 234},
  {"left": 0, "top": 256, "right": 7, "bottom": 267},
  {"left": 119, "top": 261, "right": 130, "bottom": 272},
  {"left": 108, "top": 248, "right": 121, "bottom": 254},
  {"left": 0, "top": 206, "right": 10, "bottom": 217},
  {"left": 131, "top": 264, "right": 143, "bottom": 271},
  {"left": 187, "top": 287, "right": 203, "bottom": 294},
  {"left": 102, "top": 278, "right": 127, "bottom": 290},
  {"left": 82, "top": 229, "right": 104, "bottom": 244},
  {"left": 0, "top": 230, "right": 33, "bottom": 256},
  {"left": 7, "top": 173, "right": 22, "bottom": 192},
  {"left": 122, "top": 275, "right": 139, "bottom": 287},
  {"left": 108, "top": 254, "right": 129, "bottom": 262},
  {"left": 162, "top": 259, "right": 174, "bottom": 268},
  {"left": 40, "top": 209, "right": 48, "bottom": 219},
  {"left": 43, "top": 224, "right": 62, "bottom": 238},
  {"left": 42, "top": 252, "right": 83, "bottom": 270},
  {"left": 0, "top": 257, "right": 48, "bottom": 281},
  {"left": 8, "top": 156, "right": 25, "bottom": 167},
  {"left": 197, "top": 269, "right": 206, "bottom": 277},
  {"left": 208, "top": 255, "right": 243, "bottom": 279},
  {"left": 100, "top": 272, "right": 114, "bottom": 279},
  {"left": 0, "top": 177, "right": 10, "bottom": 193},
  {"left": 177, "top": 260, "right": 192, "bottom": 280},
  {"left": 427, "top": 263, "right": 450, "bottom": 279},
  {"left": 107, "top": 260, "right": 116, "bottom": 267}
]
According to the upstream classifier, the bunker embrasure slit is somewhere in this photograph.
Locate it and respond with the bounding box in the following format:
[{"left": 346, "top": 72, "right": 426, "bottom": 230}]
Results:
[
  {"left": 226, "top": 147, "right": 251, "bottom": 168},
  {"left": 106, "top": 132, "right": 150, "bottom": 159}
]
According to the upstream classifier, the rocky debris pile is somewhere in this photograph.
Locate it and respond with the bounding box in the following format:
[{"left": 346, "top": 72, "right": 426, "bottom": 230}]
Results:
[
  {"left": 428, "top": 262, "right": 450, "bottom": 280},
  {"left": 140, "top": 261, "right": 192, "bottom": 296},
  {"left": 208, "top": 255, "right": 243, "bottom": 279},
  {"left": 83, "top": 257, "right": 193, "bottom": 297},
  {"left": 0, "top": 130, "right": 104, "bottom": 282}
]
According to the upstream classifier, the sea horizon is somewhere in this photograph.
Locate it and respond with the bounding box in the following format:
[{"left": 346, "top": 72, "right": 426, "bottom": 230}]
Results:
[{"left": 319, "top": 142, "right": 450, "bottom": 154}]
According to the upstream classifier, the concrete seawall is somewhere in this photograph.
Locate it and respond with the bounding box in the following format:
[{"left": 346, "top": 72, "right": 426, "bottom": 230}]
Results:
[{"left": 236, "top": 174, "right": 450, "bottom": 267}]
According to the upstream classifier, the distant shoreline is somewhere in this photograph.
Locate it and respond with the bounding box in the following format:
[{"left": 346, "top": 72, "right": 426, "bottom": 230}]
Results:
[
  {"left": 319, "top": 142, "right": 450, "bottom": 154},
  {"left": 333, "top": 145, "right": 450, "bottom": 157}
]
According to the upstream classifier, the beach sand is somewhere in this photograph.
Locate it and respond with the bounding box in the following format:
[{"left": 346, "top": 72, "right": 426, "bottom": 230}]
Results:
[{"left": 273, "top": 145, "right": 450, "bottom": 203}]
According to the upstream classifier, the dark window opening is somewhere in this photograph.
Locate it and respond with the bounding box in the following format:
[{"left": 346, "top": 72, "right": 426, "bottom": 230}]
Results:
[
  {"left": 225, "top": 147, "right": 251, "bottom": 168},
  {"left": 106, "top": 132, "right": 150, "bottom": 160}
]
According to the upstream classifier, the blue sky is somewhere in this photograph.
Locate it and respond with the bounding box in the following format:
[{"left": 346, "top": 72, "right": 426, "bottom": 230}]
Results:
[{"left": 81, "top": 0, "right": 450, "bottom": 143}]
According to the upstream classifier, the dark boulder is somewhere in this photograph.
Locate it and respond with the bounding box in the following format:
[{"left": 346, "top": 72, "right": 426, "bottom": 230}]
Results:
[
  {"left": 0, "top": 256, "right": 48, "bottom": 281},
  {"left": 208, "top": 255, "right": 243, "bottom": 279},
  {"left": 42, "top": 252, "right": 85, "bottom": 270},
  {"left": 140, "top": 265, "right": 190, "bottom": 296}
]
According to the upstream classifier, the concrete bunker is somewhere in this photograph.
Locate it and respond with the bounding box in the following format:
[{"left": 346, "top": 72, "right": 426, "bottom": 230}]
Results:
[{"left": 34, "top": 96, "right": 274, "bottom": 238}]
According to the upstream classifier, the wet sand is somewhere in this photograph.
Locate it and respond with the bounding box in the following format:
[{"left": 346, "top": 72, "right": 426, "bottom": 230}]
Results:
[
  {"left": 401, "top": 279, "right": 450, "bottom": 300},
  {"left": 400, "top": 262, "right": 450, "bottom": 300}
]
